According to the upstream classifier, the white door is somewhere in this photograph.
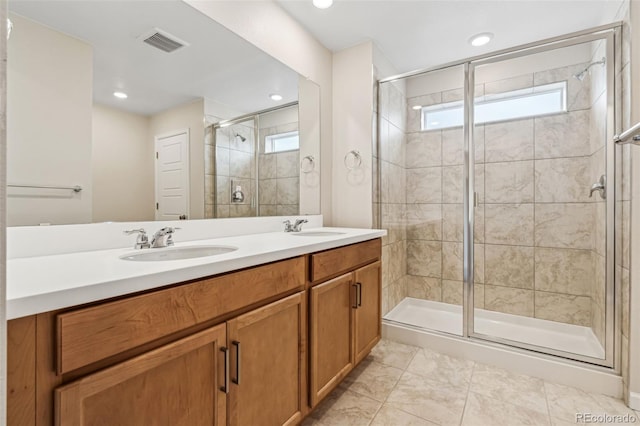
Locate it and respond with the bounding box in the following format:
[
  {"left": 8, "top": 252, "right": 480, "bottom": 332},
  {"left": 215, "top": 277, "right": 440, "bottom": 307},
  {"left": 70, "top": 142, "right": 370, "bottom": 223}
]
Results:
[{"left": 155, "top": 130, "right": 190, "bottom": 220}]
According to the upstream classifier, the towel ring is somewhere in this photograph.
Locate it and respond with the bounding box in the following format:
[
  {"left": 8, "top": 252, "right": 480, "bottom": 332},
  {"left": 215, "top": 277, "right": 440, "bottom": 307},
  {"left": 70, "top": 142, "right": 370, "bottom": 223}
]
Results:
[
  {"left": 344, "top": 150, "right": 362, "bottom": 170},
  {"left": 301, "top": 155, "right": 315, "bottom": 173}
]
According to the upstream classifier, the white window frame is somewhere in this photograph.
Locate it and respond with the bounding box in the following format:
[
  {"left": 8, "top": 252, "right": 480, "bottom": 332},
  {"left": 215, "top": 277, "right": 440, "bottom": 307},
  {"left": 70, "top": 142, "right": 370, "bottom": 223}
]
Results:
[
  {"left": 264, "top": 130, "right": 300, "bottom": 154},
  {"left": 421, "top": 81, "right": 567, "bottom": 131}
]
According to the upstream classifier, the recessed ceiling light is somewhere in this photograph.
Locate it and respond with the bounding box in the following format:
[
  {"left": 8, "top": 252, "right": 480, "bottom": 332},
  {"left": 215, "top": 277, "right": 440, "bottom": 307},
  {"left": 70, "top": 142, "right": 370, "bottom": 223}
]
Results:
[
  {"left": 269, "top": 93, "right": 283, "bottom": 101},
  {"left": 113, "top": 91, "right": 128, "bottom": 99},
  {"left": 412, "top": 105, "right": 422, "bottom": 110},
  {"left": 313, "top": 0, "right": 333, "bottom": 9},
  {"left": 469, "top": 32, "right": 494, "bottom": 47}
]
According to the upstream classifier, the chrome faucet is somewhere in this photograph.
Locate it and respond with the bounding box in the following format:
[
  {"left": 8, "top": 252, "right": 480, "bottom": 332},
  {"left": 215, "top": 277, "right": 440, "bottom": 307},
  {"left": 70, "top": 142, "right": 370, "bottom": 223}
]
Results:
[
  {"left": 589, "top": 175, "right": 606, "bottom": 200},
  {"left": 150, "top": 227, "right": 180, "bottom": 248},
  {"left": 283, "top": 219, "right": 308, "bottom": 232},
  {"left": 124, "top": 229, "right": 150, "bottom": 249}
]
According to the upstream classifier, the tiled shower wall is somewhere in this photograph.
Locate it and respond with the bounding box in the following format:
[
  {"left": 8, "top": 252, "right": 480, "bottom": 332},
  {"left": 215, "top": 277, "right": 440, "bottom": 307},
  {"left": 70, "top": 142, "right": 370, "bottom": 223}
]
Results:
[
  {"left": 378, "top": 55, "right": 620, "bottom": 336},
  {"left": 205, "top": 122, "right": 256, "bottom": 218},
  {"left": 377, "top": 76, "right": 408, "bottom": 315},
  {"left": 257, "top": 121, "right": 300, "bottom": 216},
  {"left": 403, "top": 61, "right": 605, "bottom": 329}
]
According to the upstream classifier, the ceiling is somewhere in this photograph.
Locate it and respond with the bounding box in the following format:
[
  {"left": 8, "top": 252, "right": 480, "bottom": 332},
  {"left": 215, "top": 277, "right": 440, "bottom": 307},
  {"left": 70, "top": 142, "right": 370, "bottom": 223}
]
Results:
[
  {"left": 276, "top": 0, "right": 624, "bottom": 75},
  {"left": 9, "top": 0, "right": 299, "bottom": 116}
]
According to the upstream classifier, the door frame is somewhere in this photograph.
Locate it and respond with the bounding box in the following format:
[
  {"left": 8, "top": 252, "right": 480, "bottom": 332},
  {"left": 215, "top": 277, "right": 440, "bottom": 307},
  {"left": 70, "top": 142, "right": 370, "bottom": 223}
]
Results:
[{"left": 154, "top": 129, "right": 190, "bottom": 221}]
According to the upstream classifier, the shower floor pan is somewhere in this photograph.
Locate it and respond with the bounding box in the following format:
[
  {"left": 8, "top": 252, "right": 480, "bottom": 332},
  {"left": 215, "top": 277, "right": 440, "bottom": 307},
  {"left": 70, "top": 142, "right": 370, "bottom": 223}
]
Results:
[{"left": 384, "top": 297, "right": 605, "bottom": 359}]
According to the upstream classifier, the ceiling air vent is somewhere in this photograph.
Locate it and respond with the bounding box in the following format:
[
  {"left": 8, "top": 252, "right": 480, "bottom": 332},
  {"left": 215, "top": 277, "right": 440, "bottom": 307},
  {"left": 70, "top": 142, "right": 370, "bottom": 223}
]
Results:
[{"left": 140, "top": 28, "right": 189, "bottom": 53}]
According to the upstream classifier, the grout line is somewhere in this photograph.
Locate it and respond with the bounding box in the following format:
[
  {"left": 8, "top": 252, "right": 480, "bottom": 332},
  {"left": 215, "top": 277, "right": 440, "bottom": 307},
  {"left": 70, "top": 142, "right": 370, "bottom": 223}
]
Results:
[{"left": 459, "top": 362, "right": 477, "bottom": 426}]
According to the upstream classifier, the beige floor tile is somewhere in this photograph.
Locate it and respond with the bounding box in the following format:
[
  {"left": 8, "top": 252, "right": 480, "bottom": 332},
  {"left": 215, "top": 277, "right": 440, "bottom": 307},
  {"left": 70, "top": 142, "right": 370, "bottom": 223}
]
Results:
[
  {"left": 369, "top": 339, "right": 419, "bottom": 370},
  {"left": 470, "top": 363, "right": 548, "bottom": 414},
  {"left": 545, "top": 382, "right": 637, "bottom": 424},
  {"left": 386, "top": 371, "right": 467, "bottom": 425},
  {"left": 406, "top": 347, "right": 475, "bottom": 387},
  {"left": 339, "top": 358, "right": 403, "bottom": 402},
  {"left": 370, "top": 404, "right": 437, "bottom": 426},
  {"left": 462, "top": 392, "right": 550, "bottom": 426},
  {"left": 304, "top": 387, "right": 382, "bottom": 426}
]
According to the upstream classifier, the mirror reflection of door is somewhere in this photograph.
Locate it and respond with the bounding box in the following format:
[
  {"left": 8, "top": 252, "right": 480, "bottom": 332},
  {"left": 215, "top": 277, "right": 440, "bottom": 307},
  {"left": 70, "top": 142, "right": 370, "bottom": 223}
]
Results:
[{"left": 155, "top": 130, "right": 190, "bottom": 221}]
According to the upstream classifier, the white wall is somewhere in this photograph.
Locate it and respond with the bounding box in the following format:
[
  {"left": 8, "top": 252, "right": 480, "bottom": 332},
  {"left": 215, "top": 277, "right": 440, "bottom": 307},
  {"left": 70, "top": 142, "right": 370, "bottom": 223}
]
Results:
[
  {"left": 184, "top": 0, "right": 334, "bottom": 224},
  {"left": 332, "top": 42, "right": 374, "bottom": 227},
  {"left": 299, "top": 78, "right": 321, "bottom": 215},
  {"left": 149, "top": 99, "right": 205, "bottom": 220},
  {"left": 7, "top": 13, "right": 92, "bottom": 226},
  {"left": 0, "top": 1, "right": 7, "bottom": 420},
  {"left": 92, "top": 104, "right": 154, "bottom": 222},
  {"left": 259, "top": 105, "right": 298, "bottom": 129}
]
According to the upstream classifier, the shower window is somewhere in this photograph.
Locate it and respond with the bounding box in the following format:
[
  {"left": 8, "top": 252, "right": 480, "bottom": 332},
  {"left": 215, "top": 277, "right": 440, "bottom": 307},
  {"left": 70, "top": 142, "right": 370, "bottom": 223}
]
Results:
[
  {"left": 421, "top": 81, "right": 567, "bottom": 131},
  {"left": 264, "top": 130, "right": 299, "bottom": 153}
]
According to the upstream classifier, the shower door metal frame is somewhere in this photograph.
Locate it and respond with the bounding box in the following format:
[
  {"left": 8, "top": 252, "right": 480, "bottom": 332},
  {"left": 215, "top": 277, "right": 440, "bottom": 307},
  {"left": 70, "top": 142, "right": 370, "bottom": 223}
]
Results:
[
  {"left": 463, "top": 29, "right": 619, "bottom": 369},
  {"left": 377, "top": 21, "right": 623, "bottom": 371}
]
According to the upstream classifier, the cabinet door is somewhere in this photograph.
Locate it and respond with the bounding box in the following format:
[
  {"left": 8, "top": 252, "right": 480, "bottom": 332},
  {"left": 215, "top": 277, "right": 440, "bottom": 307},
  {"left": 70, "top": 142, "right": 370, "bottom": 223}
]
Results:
[
  {"left": 309, "top": 273, "right": 354, "bottom": 407},
  {"left": 227, "top": 291, "right": 306, "bottom": 426},
  {"left": 55, "top": 323, "right": 228, "bottom": 426},
  {"left": 354, "top": 261, "right": 382, "bottom": 364}
]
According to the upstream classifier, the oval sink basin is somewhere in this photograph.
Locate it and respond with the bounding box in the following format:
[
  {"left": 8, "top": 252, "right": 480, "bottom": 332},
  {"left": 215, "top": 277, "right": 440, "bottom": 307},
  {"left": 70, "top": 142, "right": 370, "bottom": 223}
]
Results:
[
  {"left": 290, "top": 231, "right": 346, "bottom": 237},
  {"left": 120, "top": 245, "right": 238, "bottom": 261}
]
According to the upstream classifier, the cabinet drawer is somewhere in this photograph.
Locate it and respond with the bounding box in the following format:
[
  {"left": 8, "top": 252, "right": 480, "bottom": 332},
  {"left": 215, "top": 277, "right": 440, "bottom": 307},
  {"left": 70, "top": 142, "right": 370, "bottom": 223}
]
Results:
[
  {"left": 310, "top": 239, "right": 381, "bottom": 283},
  {"left": 57, "top": 256, "right": 305, "bottom": 374}
]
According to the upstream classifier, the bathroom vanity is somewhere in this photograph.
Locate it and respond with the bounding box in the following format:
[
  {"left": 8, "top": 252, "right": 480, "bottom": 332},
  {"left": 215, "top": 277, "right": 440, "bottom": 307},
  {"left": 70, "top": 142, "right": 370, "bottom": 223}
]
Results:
[{"left": 6, "top": 227, "right": 383, "bottom": 426}]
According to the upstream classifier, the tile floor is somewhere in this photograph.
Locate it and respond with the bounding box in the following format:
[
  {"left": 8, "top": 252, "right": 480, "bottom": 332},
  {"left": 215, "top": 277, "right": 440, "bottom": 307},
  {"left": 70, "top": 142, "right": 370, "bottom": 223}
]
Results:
[{"left": 303, "top": 339, "right": 640, "bottom": 426}]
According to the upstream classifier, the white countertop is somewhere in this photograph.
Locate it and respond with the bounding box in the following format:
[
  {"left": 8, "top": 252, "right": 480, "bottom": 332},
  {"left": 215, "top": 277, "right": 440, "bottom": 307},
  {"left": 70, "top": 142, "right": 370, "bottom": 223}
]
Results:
[{"left": 7, "top": 227, "right": 385, "bottom": 320}]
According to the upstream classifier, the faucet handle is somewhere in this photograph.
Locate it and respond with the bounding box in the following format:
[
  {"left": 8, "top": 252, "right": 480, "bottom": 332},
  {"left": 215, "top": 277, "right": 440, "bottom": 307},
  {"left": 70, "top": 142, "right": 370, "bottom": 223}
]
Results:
[
  {"left": 124, "top": 229, "right": 150, "bottom": 249},
  {"left": 283, "top": 220, "right": 293, "bottom": 232}
]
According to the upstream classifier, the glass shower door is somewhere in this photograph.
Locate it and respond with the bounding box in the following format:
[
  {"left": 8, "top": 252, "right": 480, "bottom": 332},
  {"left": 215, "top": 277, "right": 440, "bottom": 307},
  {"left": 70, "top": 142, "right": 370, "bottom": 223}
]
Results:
[{"left": 467, "top": 34, "right": 615, "bottom": 366}]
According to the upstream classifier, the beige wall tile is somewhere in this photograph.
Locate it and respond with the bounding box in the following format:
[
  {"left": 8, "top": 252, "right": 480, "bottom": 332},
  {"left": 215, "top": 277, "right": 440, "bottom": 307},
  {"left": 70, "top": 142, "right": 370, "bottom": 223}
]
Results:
[
  {"left": 216, "top": 147, "right": 230, "bottom": 176},
  {"left": 484, "top": 285, "right": 534, "bottom": 317},
  {"left": 534, "top": 110, "right": 591, "bottom": 159},
  {"left": 275, "top": 151, "right": 300, "bottom": 178},
  {"left": 407, "top": 241, "right": 442, "bottom": 278},
  {"left": 534, "top": 203, "right": 594, "bottom": 249},
  {"left": 474, "top": 243, "right": 485, "bottom": 284},
  {"left": 407, "top": 167, "right": 442, "bottom": 204},
  {"left": 406, "top": 276, "right": 442, "bottom": 301},
  {"left": 485, "top": 204, "right": 534, "bottom": 246},
  {"left": 534, "top": 248, "right": 592, "bottom": 296},
  {"left": 442, "top": 280, "right": 463, "bottom": 305},
  {"left": 535, "top": 157, "right": 591, "bottom": 203},
  {"left": 485, "top": 161, "right": 534, "bottom": 203},
  {"left": 485, "top": 244, "right": 534, "bottom": 289},
  {"left": 534, "top": 63, "right": 591, "bottom": 112},
  {"left": 259, "top": 153, "right": 276, "bottom": 179},
  {"left": 534, "top": 292, "right": 591, "bottom": 327},
  {"left": 484, "top": 74, "right": 533, "bottom": 95},
  {"left": 387, "top": 123, "right": 405, "bottom": 166},
  {"left": 485, "top": 119, "right": 534, "bottom": 162},
  {"left": 442, "top": 242, "right": 463, "bottom": 281},
  {"left": 259, "top": 179, "right": 276, "bottom": 204},
  {"left": 276, "top": 204, "right": 298, "bottom": 216},
  {"left": 442, "top": 128, "right": 464, "bottom": 166},
  {"left": 229, "top": 149, "right": 253, "bottom": 178},
  {"left": 442, "top": 203, "right": 463, "bottom": 242},
  {"left": 406, "top": 204, "right": 442, "bottom": 241},
  {"left": 442, "top": 165, "right": 463, "bottom": 203},
  {"left": 406, "top": 131, "right": 442, "bottom": 168},
  {"left": 276, "top": 177, "right": 299, "bottom": 205}
]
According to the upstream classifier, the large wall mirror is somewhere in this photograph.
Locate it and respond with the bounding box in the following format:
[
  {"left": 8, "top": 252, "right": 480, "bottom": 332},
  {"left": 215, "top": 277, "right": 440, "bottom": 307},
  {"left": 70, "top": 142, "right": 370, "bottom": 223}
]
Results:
[{"left": 7, "top": 0, "right": 321, "bottom": 226}]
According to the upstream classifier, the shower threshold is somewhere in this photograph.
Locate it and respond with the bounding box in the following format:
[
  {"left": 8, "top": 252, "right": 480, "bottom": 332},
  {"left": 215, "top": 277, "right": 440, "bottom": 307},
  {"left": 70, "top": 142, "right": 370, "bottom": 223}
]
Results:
[{"left": 384, "top": 297, "right": 605, "bottom": 359}]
